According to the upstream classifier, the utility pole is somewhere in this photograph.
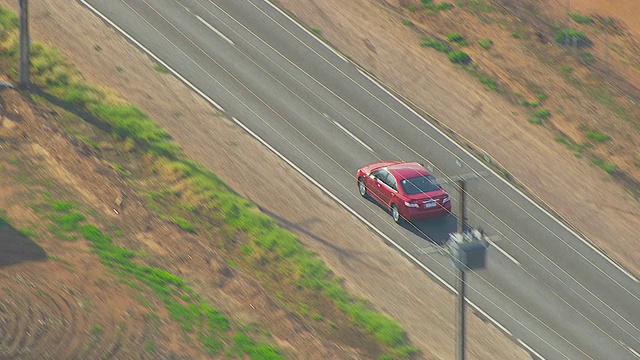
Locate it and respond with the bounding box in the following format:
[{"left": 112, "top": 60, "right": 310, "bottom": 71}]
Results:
[
  {"left": 455, "top": 179, "right": 466, "bottom": 360},
  {"left": 448, "top": 179, "right": 487, "bottom": 360},
  {"left": 18, "top": 0, "right": 30, "bottom": 88}
]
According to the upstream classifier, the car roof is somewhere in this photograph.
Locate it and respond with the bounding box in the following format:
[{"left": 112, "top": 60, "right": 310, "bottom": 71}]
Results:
[{"left": 386, "top": 162, "right": 430, "bottom": 179}]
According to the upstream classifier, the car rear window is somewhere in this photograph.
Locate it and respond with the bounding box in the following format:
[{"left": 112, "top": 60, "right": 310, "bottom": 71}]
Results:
[{"left": 400, "top": 175, "right": 441, "bottom": 195}]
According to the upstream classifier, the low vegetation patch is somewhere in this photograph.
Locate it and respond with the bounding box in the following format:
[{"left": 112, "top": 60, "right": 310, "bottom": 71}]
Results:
[
  {"left": 554, "top": 29, "right": 592, "bottom": 48},
  {"left": 465, "top": 66, "right": 500, "bottom": 92},
  {"left": 31, "top": 193, "right": 282, "bottom": 358},
  {"left": 420, "top": 37, "right": 450, "bottom": 53},
  {"left": 446, "top": 32, "right": 467, "bottom": 46},
  {"left": 528, "top": 108, "right": 550, "bottom": 125},
  {"left": 591, "top": 157, "right": 617, "bottom": 174},
  {"left": 448, "top": 50, "right": 472, "bottom": 65},
  {"left": 569, "top": 13, "right": 594, "bottom": 25},
  {"left": 478, "top": 38, "right": 493, "bottom": 50},
  {"left": 585, "top": 131, "right": 611, "bottom": 142},
  {"left": 420, "top": 0, "right": 454, "bottom": 13},
  {"left": 457, "top": 0, "right": 493, "bottom": 13},
  {"left": 555, "top": 136, "right": 589, "bottom": 152}
]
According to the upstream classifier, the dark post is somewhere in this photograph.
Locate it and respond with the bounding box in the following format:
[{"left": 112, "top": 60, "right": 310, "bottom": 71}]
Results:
[
  {"left": 449, "top": 178, "right": 487, "bottom": 360},
  {"left": 457, "top": 179, "right": 466, "bottom": 234},
  {"left": 456, "top": 179, "right": 466, "bottom": 360},
  {"left": 18, "top": 0, "right": 30, "bottom": 88},
  {"left": 456, "top": 262, "right": 466, "bottom": 360}
]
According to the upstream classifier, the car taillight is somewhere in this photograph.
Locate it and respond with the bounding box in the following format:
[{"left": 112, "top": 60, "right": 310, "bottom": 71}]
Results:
[{"left": 404, "top": 201, "right": 419, "bottom": 208}]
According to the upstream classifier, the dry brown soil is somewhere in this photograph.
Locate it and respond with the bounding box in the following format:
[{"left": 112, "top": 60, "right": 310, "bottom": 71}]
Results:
[{"left": 1, "top": 0, "right": 639, "bottom": 359}]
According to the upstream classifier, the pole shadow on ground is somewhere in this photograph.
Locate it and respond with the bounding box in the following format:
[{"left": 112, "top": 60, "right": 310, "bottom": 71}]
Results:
[{"left": 0, "top": 218, "right": 47, "bottom": 267}]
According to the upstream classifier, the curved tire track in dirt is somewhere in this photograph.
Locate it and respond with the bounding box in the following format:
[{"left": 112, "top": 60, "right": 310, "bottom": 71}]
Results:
[{"left": 0, "top": 270, "right": 154, "bottom": 360}]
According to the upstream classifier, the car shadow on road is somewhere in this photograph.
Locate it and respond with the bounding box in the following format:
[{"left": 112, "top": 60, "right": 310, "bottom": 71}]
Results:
[
  {"left": 0, "top": 218, "right": 48, "bottom": 267},
  {"left": 402, "top": 214, "right": 461, "bottom": 246},
  {"left": 363, "top": 195, "right": 463, "bottom": 246}
]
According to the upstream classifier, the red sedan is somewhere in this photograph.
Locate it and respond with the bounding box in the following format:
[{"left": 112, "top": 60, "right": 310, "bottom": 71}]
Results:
[{"left": 356, "top": 161, "right": 451, "bottom": 223}]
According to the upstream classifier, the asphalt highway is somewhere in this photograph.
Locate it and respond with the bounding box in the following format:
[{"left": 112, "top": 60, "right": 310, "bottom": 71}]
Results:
[{"left": 81, "top": 0, "right": 640, "bottom": 358}]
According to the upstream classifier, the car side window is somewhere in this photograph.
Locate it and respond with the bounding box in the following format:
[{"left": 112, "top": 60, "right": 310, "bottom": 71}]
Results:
[
  {"left": 372, "top": 169, "right": 386, "bottom": 182},
  {"left": 372, "top": 169, "right": 387, "bottom": 185},
  {"left": 373, "top": 169, "right": 397, "bottom": 191},
  {"left": 384, "top": 172, "right": 397, "bottom": 191}
]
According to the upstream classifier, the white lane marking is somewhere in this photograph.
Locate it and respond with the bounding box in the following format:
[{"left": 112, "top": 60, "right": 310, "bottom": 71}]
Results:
[
  {"left": 332, "top": 120, "right": 373, "bottom": 152},
  {"left": 196, "top": 15, "right": 234, "bottom": 45},
  {"left": 490, "top": 240, "right": 520, "bottom": 265},
  {"left": 355, "top": 67, "right": 639, "bottom": 284},
  {"left": 263, "top": 0, "right": 348, "bottom": 63},
  {"left": 620, "top": 340, "right": 640, "bottom": 358},
  {"left": 178, "top": 2, "right": 191, "bottom": 13},
  {"left": 518, "top": 338, "right": 547, "bottom": 360},
  {"left": 78, "top": 0, "right": 224, "bottom": 112}
]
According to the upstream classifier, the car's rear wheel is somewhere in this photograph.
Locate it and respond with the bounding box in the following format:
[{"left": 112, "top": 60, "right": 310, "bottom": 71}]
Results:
[
  {"left": 391, "top": 203, "right": 402, "bottom": 224},
  {"left": 358, "top": 178, "right": 367, "bottom": 197}
]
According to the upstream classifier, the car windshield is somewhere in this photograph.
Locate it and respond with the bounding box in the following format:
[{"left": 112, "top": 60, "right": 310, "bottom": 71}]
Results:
[{"left": 400, "top": 175, "right": 441, "bottom": 195}]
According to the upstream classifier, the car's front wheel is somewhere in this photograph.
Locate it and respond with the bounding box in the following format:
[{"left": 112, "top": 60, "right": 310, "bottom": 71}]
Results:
[
  {"left": 391, "top": 203, "right": 402, "bottom": 224},
  {"left": 358, "top": 178, "right": 367, "bottom": 197}
]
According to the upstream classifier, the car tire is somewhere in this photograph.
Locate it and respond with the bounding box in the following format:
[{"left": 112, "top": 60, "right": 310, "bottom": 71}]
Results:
[
  {"left": 358, "top": 177, "right": 368, "bottom": 198},
  {"left": 391, "top": 203, "right": 402, "bottom": 224}
]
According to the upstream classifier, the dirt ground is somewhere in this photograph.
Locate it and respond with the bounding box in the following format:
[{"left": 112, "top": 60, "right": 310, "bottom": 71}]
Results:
[{"left": 1, "top": 0, "right": 639, "bottom": 359}]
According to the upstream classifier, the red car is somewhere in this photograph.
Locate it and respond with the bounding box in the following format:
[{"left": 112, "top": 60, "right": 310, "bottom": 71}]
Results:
[{"left": 356, "top": 161, "right": 451, "bottom": 223}]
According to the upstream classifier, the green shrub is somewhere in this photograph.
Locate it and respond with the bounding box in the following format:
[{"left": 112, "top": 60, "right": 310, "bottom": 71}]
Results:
[
  {"left": 407, "top": 4, "right": 418, "bottom": 11},
  {"left": 437, "top": 2, "right": 454, "bottom": 10},
  {"left": 446, "top": 32, "right": 467, "bottom": 46},
  {"left": 591, "top": 158, "right": 617, "bottom": 174},
  {"left": 172, "top": 216, "right": 196, "bottom": 233},
  {"left": 580, "top": 51, "right": 595, "bottom": 63},
  {"left": 535, "top": 92, "right": 548, "bottom": 102},
  {"left": 554, "top": 29, "right": 592, "bottom": 47},
  {"left": 420, "top": 37, "right": 450, "bottom": 53},
  {"left": 63, "top": 83, "right": 103, "bottom": 107},
  {"left": 49, "top": 212, "right": 86, "bottom": 231},
  {"left": 0, "top": 7, "right": 18, "bottom": 40},
  {"left": 232, "top": 333, "right": 285, "bottom": 360},
  {"left": 89, "top": 104, "right": 182, "bottom": 159},
  {"left": 401, "top": 19, "right": 413, "bottom": 26},
  {"left": 52, "top": 200, "right": 75, "bottom": 212},
  {"left": 511, "top": 28, "right": 527, "bottom": 39},
  {"left": 447, "top": 50, "right": 472, "bottom": 65},
  {"left": 586, "top": 131, "right": 611, "bottom": 142},
  {"left": 534, "top": 108, "right": 551, "bottom": 119},
  {"left": 478, "top": 38, "right": 493, "bottom": 50},
  {"left": 478, "top": 74, "right": 497, "bottom": 90},
  {"left": 463, "top": 0, "right": 493, "bottom": 13},
  {"left": 569, "top": 13, "right": 593, "bottom": 24}
]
